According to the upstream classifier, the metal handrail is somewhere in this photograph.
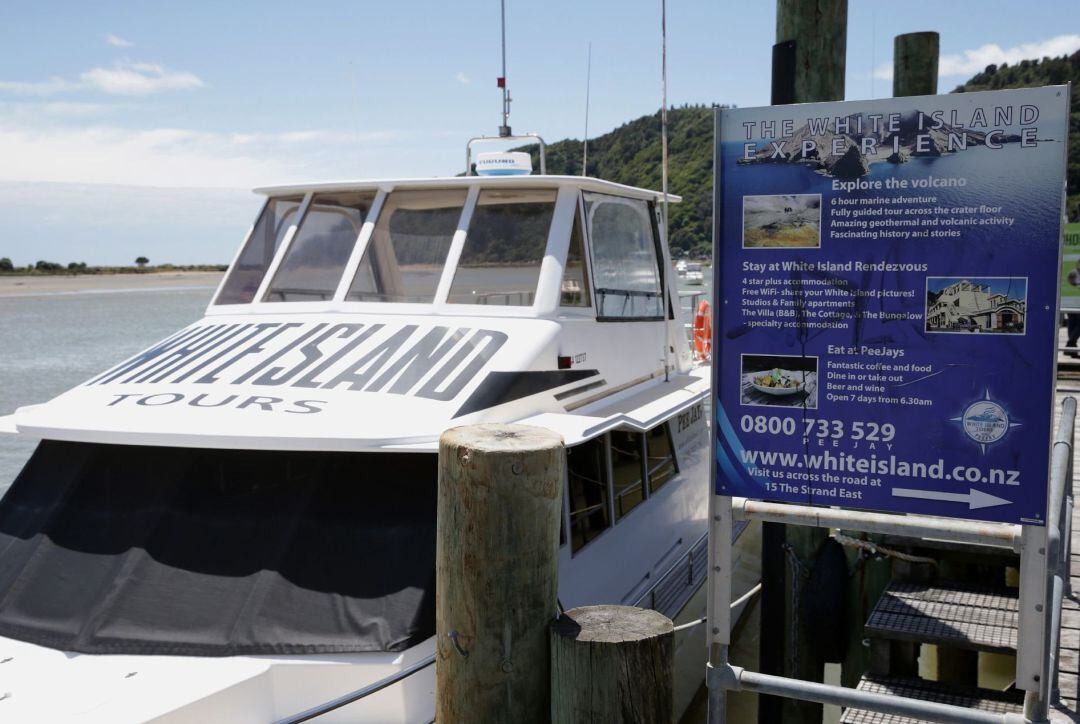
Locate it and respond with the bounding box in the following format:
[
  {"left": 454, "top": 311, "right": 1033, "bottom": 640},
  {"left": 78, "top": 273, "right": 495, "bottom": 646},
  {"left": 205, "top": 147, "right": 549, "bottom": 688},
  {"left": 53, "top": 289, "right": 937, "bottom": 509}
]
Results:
[
  {"left": 634, "top": 532, "right": 707, "bottom": 609},
  {"left": 731, "top": 498, "right": 1023, "bottom": 552},
  {"left": 274, "top": 653, "right": 436, "bottom": 724}
]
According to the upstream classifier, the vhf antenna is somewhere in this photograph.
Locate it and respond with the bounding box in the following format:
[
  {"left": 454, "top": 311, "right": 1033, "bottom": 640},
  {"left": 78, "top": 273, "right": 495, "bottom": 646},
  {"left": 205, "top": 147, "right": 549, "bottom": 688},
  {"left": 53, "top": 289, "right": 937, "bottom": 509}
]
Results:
[
  {"left": 498, "top": 0, "right": 511, "bottom": 137},
  {"left": 583, "top": 41, "right": 592, "bottom": 176}
]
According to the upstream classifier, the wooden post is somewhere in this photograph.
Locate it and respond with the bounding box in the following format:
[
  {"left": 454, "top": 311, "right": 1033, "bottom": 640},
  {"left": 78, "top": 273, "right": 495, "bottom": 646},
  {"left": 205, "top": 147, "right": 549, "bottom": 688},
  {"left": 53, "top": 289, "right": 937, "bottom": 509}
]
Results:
[
  {"left": 893, "top": 31, "right": 939, "bottom": 98},
  {"left": 764, "top": 4, "right": 848, "bottom": 722},
  {"left": 435, "top": 423, "right": 564, "bottom": 724},
  {"left": 551, "top": 605, "right": 674, "bottom": 723},
  {"left": 775, "top": 0, "right": 848, "bottom": 103}
]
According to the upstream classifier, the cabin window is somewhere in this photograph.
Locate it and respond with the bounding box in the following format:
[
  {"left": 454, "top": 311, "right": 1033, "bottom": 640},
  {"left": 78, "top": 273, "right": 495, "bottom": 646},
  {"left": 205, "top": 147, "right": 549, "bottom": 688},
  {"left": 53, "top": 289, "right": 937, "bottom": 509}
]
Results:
[
  {"left": 560, "top": 206, "right": 592, "bottom": 308},
  {"left": 610, "top": 430, "right": 646, "bottom": 519},
  {"left": 264, "top": 192, "right": 376, "bottom": 302},
  {"left": 215, "top": 196, "right": 303, "bottom": 305},
  {"left": 583, "top": 193, "right": 664, "bottom": 320},
  {"left": 645, "top": 423, "right": 677, "bottom": 493},
  {"left": 567, "top": 436, "right": 611, "bottom": 552},
  {"left": 347, "top": 189, "right": 467, "bottom": 303},
  {"left": 447, "top": 189, "right": 555, "bottom": 306}
]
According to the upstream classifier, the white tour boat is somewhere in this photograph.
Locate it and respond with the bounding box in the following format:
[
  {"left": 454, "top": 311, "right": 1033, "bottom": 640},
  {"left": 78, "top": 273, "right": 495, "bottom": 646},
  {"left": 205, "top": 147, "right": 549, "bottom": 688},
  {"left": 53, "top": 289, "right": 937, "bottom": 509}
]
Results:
[{"left": 0, "top": 154, "right": 758, "bottom": 722}]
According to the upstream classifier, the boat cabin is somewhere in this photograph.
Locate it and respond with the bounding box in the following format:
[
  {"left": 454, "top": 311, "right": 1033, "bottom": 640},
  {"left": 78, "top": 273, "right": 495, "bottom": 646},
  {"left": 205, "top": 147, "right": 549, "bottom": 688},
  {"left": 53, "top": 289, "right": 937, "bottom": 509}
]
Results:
[{"left": 6, "top": 175, "right": 693, "bottom": 451}]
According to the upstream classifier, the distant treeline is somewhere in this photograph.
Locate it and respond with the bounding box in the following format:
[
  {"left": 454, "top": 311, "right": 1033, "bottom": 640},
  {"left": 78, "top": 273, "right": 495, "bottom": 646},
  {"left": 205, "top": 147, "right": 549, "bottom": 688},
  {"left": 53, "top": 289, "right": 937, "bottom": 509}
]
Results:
[{"left": 0, "top": 257, "right": 226, "bottom": 275}]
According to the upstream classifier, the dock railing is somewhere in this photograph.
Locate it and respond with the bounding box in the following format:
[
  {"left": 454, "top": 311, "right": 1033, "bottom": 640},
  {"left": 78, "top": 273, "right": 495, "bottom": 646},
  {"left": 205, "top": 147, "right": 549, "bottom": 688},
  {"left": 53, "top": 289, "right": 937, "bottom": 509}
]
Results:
[{"left": 706, "top": 396, "right": 1077, "bottom": 724}]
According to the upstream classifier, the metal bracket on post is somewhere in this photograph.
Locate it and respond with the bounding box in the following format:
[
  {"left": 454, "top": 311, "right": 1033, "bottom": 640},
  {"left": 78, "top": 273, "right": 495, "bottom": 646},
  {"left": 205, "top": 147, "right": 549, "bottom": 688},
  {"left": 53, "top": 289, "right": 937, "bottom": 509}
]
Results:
[
  {"left": 465, "top": 134, "right": 548, "bottom": 176},
  {"left": 1017, "top": 524, "right": 1050, "bottom": 708}
]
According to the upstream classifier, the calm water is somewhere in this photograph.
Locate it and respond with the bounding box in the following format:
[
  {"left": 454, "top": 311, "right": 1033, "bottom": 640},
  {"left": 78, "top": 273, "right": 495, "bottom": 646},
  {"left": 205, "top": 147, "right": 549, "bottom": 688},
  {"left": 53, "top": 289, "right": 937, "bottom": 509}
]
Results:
[
  {"left": 0, "top": 273, "right": 713, "bottom": 493},
  {"left": 0, "top": 287, "right": 215, "bottom": 491}
]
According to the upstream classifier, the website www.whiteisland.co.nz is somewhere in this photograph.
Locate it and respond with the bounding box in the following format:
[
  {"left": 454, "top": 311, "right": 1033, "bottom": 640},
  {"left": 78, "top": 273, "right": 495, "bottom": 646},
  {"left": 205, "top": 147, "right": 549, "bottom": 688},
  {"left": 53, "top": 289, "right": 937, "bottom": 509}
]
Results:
[{"left": 740, "top": 448, "right": 1020, "bottom": 488}]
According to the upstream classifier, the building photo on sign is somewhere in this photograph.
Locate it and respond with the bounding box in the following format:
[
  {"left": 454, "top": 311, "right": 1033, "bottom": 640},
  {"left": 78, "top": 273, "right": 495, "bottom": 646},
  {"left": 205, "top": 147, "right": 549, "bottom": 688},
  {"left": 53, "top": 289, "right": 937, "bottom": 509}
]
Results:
[{"left": 924, "top": 276, "right": 1027, "bottom": 334}]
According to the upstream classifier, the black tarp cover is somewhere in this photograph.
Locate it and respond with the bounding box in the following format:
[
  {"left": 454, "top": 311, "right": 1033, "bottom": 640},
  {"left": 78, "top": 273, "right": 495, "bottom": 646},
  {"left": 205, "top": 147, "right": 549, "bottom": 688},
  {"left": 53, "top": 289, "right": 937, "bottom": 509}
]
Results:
[{"left": 0, "top": 441, "right": 437, "bottom": 656}]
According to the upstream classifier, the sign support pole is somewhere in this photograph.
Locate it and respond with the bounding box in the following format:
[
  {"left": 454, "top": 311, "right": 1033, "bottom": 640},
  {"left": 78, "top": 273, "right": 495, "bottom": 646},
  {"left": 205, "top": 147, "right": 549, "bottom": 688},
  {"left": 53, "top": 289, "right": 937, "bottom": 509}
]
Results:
[{"left": 706, "top": 492, "right": 733, "bottom": 724}]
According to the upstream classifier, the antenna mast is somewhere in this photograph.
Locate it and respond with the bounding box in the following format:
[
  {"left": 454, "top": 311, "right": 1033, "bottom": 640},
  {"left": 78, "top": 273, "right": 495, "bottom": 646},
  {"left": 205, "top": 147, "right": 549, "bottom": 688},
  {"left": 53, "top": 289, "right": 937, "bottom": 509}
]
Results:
[
  {"left": 498, "top": 0, "right": 511, "bottom": 137},
  {"left": 660, "top": 0, "right": 671, "bottom": 382},
  {"left": 582, "top": 42, "right": 592, "bottom": 176}
]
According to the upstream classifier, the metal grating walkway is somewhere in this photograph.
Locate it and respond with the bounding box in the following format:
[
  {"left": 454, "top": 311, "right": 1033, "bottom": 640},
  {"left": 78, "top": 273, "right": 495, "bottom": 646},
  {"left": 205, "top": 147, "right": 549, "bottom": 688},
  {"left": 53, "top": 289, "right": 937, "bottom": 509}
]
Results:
[
  {"left": 865, "top": 581, "right": 1019, "bottom": 654},
  {"left": 840, "top": 675, "right": 1023, "bottom": 724}
]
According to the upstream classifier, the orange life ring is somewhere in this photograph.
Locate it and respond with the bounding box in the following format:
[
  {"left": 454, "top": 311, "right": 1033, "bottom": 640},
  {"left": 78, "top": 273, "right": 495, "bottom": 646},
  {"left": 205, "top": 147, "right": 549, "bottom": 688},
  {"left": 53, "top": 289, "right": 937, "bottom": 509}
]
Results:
[{"left": 693, "top": 300, "right": 712, "bottom": 361}]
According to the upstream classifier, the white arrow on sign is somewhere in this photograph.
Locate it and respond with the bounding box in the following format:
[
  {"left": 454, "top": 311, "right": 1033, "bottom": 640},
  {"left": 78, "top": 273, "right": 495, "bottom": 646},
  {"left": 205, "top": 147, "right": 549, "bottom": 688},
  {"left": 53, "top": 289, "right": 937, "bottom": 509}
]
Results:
[{"left": 892, "top": 487, "right": 1011, "bottom": 510}]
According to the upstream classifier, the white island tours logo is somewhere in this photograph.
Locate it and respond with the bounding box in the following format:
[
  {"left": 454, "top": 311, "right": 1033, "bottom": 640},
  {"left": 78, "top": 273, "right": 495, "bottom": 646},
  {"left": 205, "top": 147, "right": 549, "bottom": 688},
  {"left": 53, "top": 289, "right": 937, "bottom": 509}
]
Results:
[{"left": 952, "top": 390, "right": 1019, "bottom": 452}]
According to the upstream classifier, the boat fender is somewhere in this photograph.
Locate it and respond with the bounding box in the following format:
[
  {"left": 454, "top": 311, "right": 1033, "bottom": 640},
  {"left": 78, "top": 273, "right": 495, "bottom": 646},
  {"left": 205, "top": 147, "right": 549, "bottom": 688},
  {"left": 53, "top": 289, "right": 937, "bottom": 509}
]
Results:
[
  {"left": 693, "top": 300, "right": 712, "bottom": 361},
  {"left": 801, "top": 536, "right": 849, "bottom": 664}
]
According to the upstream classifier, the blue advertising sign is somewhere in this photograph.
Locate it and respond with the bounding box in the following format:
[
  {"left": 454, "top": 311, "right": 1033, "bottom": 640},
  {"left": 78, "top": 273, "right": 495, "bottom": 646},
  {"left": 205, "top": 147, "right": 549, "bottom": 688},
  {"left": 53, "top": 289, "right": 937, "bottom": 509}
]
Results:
[{"left": 714, "top": 86, "right": 1070, "bottom": 525}]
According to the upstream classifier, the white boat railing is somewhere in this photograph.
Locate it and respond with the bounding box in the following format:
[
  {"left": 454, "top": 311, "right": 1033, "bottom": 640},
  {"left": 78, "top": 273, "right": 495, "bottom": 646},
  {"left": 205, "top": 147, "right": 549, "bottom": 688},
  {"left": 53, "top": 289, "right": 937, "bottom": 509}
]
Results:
[{"left": 274, "top": 653, "right": 436, "bottom": 724}]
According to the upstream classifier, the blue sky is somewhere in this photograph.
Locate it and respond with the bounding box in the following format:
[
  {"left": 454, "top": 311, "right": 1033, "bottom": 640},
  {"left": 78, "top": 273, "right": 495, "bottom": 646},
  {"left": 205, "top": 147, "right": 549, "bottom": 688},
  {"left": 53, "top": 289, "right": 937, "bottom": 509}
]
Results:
[{"left": 1, "top": 0, "right": 1077, "bottom": 265}]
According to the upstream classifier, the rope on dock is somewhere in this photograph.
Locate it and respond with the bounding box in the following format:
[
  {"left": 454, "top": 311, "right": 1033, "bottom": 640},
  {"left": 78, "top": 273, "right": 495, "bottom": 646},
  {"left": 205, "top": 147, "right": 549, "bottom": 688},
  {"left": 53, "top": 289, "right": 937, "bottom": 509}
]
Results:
[{"left": 833, "top": 532, "right": 938, "bottom": 567}]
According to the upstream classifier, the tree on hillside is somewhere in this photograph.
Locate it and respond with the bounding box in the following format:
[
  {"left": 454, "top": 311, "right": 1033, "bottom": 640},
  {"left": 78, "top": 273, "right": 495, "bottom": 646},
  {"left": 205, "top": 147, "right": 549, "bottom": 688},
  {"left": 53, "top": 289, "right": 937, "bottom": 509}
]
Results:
[
  {"left": 135, "top": 256, "right": 149, "bottom": 268},
  {"left": 0, "top": 257, "right": 12, "bottom": 272},
  {"left": 517, "top": 105, "right": 720, "bottom": 257}
]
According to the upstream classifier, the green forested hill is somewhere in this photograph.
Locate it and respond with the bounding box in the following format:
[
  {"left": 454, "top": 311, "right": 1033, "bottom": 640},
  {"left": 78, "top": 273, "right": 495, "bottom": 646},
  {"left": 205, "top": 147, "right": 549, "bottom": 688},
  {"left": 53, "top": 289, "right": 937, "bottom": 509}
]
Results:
[
  {"left": 522, "top": 105, "right": 717, "bottom": 258},
  {"left": 523, "top": 50, "right": 1079, "bottom": 256},
  {"left": 951, "top": 50, "right": 1079, "bottom": 214}
]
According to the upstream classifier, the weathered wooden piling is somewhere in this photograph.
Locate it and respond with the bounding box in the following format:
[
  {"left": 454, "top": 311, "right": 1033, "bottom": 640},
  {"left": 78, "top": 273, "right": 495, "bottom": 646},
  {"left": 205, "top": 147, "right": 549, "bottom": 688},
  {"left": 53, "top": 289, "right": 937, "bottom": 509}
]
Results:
[
  {"left": 775, "top": 0, "right": 848, "bottom": 103},
  {"left": 435, "top": 423, "right": 564, "bottom": 724},
  {"left": 765, "top": 4, "right": 849, "bottom": 722},
  {"left": 550, "top": 605, "right": 674, "bottom": 723},
  {"left": 893, "top": 31, "right": 940, "bottom": 97}
]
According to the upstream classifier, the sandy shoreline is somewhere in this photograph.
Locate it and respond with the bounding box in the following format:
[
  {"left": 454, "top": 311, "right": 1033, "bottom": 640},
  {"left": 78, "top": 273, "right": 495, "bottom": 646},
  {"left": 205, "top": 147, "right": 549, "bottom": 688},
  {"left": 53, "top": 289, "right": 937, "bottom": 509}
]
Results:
[{"left": 0, "top": 271, "right": 225, "bottom": 298}]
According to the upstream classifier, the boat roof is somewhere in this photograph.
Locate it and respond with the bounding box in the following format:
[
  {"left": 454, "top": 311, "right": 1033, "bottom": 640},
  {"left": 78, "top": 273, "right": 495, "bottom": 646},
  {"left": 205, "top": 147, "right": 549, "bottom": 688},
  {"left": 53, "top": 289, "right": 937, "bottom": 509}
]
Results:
[{"left": 254, "top": 175, "right": 682, "bottom": 203}]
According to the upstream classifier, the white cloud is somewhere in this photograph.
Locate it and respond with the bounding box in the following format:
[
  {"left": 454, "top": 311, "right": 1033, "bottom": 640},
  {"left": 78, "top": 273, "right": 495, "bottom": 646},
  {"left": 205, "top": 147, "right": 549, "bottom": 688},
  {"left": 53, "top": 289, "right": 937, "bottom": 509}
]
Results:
[
  {"left": 228, "top": 130, "right": 399, "bottom": 145},
  {"left": 0, "top": 120, "right": 409, "bottom": 189},
  {"left": 0, "top": 77, "right": 80, "bottom": 95},
  {"left": 106, "top": 34, "right": 133, "bottom": 48},
  {"left": 872, "top": 33, "right": 1080, "bottom": 81},
  {"left": 0, "top": 60, "right": 204, "bottom": 96},
  {"left": 0, "top": 101, "right": 109, "bottom": 119},
  {"left": 455, "top": 72, "right": 470, "bottom": 85},
  {"left": 0, "top": 125, "right": 298, "bottom": 188},
  {"left": 80, "top": 61, "right": 204, "bottom": 95}
]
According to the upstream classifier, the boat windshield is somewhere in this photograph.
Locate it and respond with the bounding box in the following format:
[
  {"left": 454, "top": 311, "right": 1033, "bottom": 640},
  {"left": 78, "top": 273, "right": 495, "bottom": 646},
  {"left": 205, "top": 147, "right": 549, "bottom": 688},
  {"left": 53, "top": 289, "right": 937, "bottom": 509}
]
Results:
[
  {"left": 215, "top": 196, "right": 304, "bottom": 305},
  {"left": 264, "top": 192, "right": 376, "bottom": 302},
  {"left": 447, "top": 188, "right": 556, "bottom": 306},
  {"left": 215, "top": 186, "right": 559, "bottom": 308},
  {"left": 347, "top": 189, "right": 467, "bottom": 303}
]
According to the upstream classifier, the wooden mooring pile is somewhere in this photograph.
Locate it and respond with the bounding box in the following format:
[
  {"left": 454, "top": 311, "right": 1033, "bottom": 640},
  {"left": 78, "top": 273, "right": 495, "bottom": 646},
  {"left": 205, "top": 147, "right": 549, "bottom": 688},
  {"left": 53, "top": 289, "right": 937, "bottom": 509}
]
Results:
[{"left": 434, "top": 424, "right": 677, "bottom": 723}]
